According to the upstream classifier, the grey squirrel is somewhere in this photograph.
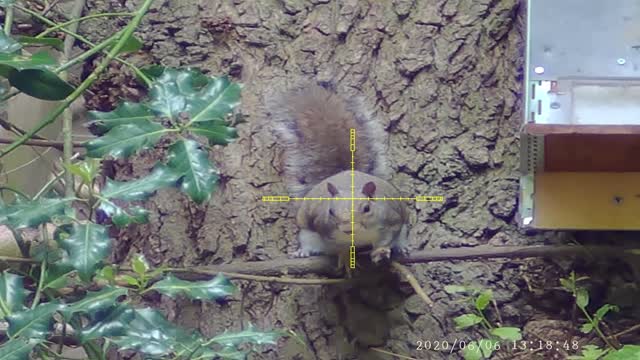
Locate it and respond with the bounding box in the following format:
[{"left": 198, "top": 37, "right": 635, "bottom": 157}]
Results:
[{"left": 269, "top": 83, "right": 410, "bottom": 264}]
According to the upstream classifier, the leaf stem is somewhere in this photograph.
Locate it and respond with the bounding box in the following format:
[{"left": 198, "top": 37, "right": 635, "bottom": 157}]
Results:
[
  {"left": 1, "top": 0, "right": 156, "bottom": 158},
  {"left": 35, "top": 12, "right": 135, "bottom": 38},
  {"left": 31, "top": 259, "right": 48, "bottom": 309},
  {"left": 3, "top": 6, "right": 14, "bottom": 36}
]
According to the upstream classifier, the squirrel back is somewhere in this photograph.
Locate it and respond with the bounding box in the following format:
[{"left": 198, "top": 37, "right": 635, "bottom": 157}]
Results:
[{"left": 268, "top": 83, "right": 391, "bottom": 197}]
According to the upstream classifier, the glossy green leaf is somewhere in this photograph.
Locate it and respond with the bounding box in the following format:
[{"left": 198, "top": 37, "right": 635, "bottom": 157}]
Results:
[
  {"left": 15, "top": 36, "right": 63, "bottom": 51},
  {"left": 6, "top": 302, "right": 61, "bottom": 339},
  {"left": 474, "top": 290, "right": 492, "bottom": 311},
  {"left": 0, "top": 32, "right": 21, "bottom": 53},
  {"left": 99, "top": 201, "right": 149, "bottom": 228},
  {"left": 603, "top": 345, "right": 640, "bottom": 360},
  {"left": 84, "top": 119, "right": 167, "bottom": 159},
  {"left": 187, "top": 120, "right": 238, "bottom": 146},
  {"left": 208, "top": 324, "right": 281, "bottom": 347},
  {"left": 147, "top": 68, "right": 240, "bottom": 123},
  {"left": 100, "top": 166, "right": 179, "bottom": 202},
  {"left": 9, "top": 69, "right": 74, "bottom": 100},
  {"left": 166, "top": 139, "right": 218, "bottom": 204},
  {"left": 0, "top": 271, "right": 28, "bottom": 316},
  {"left": 580, "top": 322, "right": 594, "bottom": 334},
  {"left": 0, "top": 338, "right": 41, "bottom": 360},
  {"left": 111, "top": 308, "right": 197, "bottom": 356},
  {"left": 0, "top": 197, "right": 68, "bottom": 229},
  {"left": 57, "top": 223, "right": 111, "bottom": 282},
  {"left": 59, "top": 286, "right": 127, "bottom": 321},
  {"left": 489, "top": 327, "right": 522, "bottom": 341},
  {"left": 77, "top": 304, "right": 135, "bottom": 343},
  {"left": 30, "top": 243, "right": 74, "bottom": 290},
  {"left": 66, "top": 159, "right": 101, "bottom": 185},
  {"left": 120, "top": 274, "right": 139, "bottom": 286},
  {"left": 453, "top": 314, "right": 483, "bottom": 330},
  {"left": 0, "top": 51, "right": 55, "bottom": 70},
  {"left": 96, "top": 265, "right": 116, "bottom": 283},
  {"left": 87, "top": 102, "right": 154, "bottom": 134},
  {"left": 150, "top": 273, "right": 234, "bottom": 300}
]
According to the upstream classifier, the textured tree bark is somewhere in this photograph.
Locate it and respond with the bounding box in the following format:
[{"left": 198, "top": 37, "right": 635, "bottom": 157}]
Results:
[{"left": 83, "top": 1, "right": 639, "bottom": 359}]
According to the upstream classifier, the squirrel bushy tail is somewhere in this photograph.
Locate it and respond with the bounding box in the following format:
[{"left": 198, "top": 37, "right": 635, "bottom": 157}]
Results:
[{"left": 268, "top": 82, "right": 390, "bottom": 197}]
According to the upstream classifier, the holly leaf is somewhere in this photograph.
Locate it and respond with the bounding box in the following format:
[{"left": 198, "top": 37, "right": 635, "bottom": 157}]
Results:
[
  {"left": 9, "top": 68, "right": 75, "bottom": 100},
  {"left": 166, "top": 139, "right": 218, "bottom": 204},
  {"left": 0, "top": 197, "right": 68, "bottom": 229},
  {"left": 77, "top": 304, "right": 135, "bottom": 343},
  {"left": 185, "top": 75, "right": 241, "bottom": 123},
  {"left": 100, "top": 165, "right": 179, "bottom": 202},
  {"left": 0, "top": 338, "right": 41, "bottom": 360},
  {"left": 0, "top": 271, "right": 29, "bottom": 316},
  {"left": 87, "top": 102, "right": 154, "bottom": 135},
  {"left": 84, "top": 119, "right": 167, "bottom": 159},
  {"left": 6, "top": 302, "right": 61, "bottom": 339},
  {"left": 0, "top": 32, "right": 21, "bottom": 53},
  {"left": 149, "top": 273, "right": 235, "bottom": 300},
  {"left": 187, "top": 120, "right": 238, "bottom": 146},
  {"left": 453, "top": 314, "right": 483, "bottom": 330},
  {"left": 490, "top": 327, "right": 522, "bottom": 341},
  {"left": 57, "top": 223, "right": 111, "bottom": 282},
  {"left": 110, "top": 308, "right": 199, "bottom": 356},
  {"left": 99, "top": 201, "right": 149, "bottom": 228},
  {"left": 59, "top": 286, "right": 127, "bottom": 321},
  {"left": 208, "top": 324, "right": 282, "bottom": 347}
]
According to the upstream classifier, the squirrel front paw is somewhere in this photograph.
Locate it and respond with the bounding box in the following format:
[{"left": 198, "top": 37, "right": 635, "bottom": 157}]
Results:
[{"left": 370, "top": 246, "right": 391, "bottom": 264}]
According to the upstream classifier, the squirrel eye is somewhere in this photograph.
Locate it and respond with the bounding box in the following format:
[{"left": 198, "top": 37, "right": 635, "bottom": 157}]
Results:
[{"left": 363, "top": 204, "right": 370, "bottom": 213}]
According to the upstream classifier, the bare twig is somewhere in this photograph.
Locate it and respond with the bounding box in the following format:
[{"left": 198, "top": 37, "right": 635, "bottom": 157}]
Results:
[
  {"left": 391, "top": 261, "right": 434, "bottom": 307},
  {"left": 0, "top": 137, "right": 84, "bottom": 150}
]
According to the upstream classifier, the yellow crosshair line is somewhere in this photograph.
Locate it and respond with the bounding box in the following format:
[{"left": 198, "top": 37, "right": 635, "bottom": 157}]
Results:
[{"left": 263, "top": 129, "right": 445, "bottom": 268}]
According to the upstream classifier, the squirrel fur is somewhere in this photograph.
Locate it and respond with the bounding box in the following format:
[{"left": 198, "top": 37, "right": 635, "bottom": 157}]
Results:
[{"left": 269, "top": 83, "right": 410, "bottom": 263}]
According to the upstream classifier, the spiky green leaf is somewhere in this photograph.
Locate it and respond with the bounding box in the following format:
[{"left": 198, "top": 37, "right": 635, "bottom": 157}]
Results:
[
  {"left": 101, "top": 166, "right": 179, "bottom": 202},
  {"left": 9, "top": 68, "right": 75, "bottom": 100},
  {"left": 77, "top": 304, "right": 135, "bottom": 343},
  {"left": 150, "top": 273, "right": 235, "bottom": 300},
  {"left": 99, "top": 201, "right": 149, "bottom": 228},
  {"left": 0, "top": 271, "right": 28, "bottom": 316},
  {"left": 208, "top": 324, "right": 282, "bottom": 347},
  {"left": 57, "top": 223, "right": 111, "bottom": 282},
  {"left": 166, "top": 139, "right": 218, "bottom": 204},
  {"left": 187, "top": 120, "right": 238, "bottom": 146},
  {"left": 87, "top": 102, "right": 154, "bottom": 134},
  {"left": 84, "top": 120, "right": 167, "bottom": 159},
  {"left": 185, "top": 76, "right": 241, "bottom": 123},
  {"left": 453, "top": 314, "right": 483, "bottom": 330},
  {"left": 6, "top": 302, "right": 61, "bottom": 339},
  {"left": 65, "top": 159, "right": 101, "bottom": 185},
  {"left": 110, "top": 308, "right": 198, "bottom": 356},
  {"left": 0, "top": 338, "right": 41, "bottom": 360},
  {"left": 59, "top": 286, "right": 127, "bottom": 321},
  {"left": 0, "top": 197, "right": 68, "bottom": 229}
]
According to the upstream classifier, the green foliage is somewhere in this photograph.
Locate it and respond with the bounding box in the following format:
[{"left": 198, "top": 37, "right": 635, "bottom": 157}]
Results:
[
  {"left": 166, "top": 139, "right": 218, "bottom": 204},
  {"left": 454, "top": 314, "right": 483, "bottom": 330},
  {"left": 87, "top": 102, "right": 154, "bottom": 134},
  {"left": 0, "top": 339, "right": 41, "bottom": 360},
  {"left": 149, "top": 273, "right": 235, "bottom": 300},
  {"left": 489, "top": 327, "right": 521, "bottom": 341},
  {"left": 14, "top": 35, "right": 64, "bottom": 50},
  {"left": 0, "top": 32, "right": 22, "bottom": 53},
  {"left": 84, "top": 119, "right": 167, "bottom": 158},
  {"left": 0, "top": 271, "right": 28, "bottom": 316},
  {"left": 65, "top": 158, "right": 101, "bottom": 185},
  {"left": 0, "top": 197, "right": 69, "bottom": 229},
  {"left": 59, "top": 286, "right": 127, "bottom": 321},
  {"left": 6, "top": 302, "right": 61, "bottom": 339},
  {"left": 57, "top": 223, "right": 112, "bottom": 281}
]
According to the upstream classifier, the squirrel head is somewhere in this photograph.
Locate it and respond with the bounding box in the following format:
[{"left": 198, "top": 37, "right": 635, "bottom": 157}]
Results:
[{"left": 324, "top": 181, "right": 380, "bottom": 234}]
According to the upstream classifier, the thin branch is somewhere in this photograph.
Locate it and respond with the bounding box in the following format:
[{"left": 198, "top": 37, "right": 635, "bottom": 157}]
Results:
[
  {"left": 0, "top": 137, "right": 84, "bottom": 150},
  {"left": 391, "top": 261, "right": 434, "bottom": 307}
]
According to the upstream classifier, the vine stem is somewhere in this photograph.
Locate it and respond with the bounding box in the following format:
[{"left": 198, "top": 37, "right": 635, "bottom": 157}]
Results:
[
  {"left": 3, "top": 6, "right": 14, "bottom": 35},
  {"left": 1, "top": 0, "right": 156, "bottom": 159},
  {"left": 36, "top": 12, "right": 135, "bottom": 38},
  {"left": 31, "top": 259, "right": 48, "bottom": 309}
]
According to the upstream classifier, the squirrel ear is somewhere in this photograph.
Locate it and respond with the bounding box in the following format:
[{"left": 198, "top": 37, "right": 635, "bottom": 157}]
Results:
[
  {"left": 327, "top": 182, "right": 339, "bottom": 197},
  {"left": 362, "top": 181, "right": 376, "bottom": 198}
]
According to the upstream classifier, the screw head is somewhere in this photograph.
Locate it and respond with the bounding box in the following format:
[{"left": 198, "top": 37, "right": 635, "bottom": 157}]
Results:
[
  {"left": 617, "top": 58, "right": 627, "bottom": 65},
  {"left": 534, "top": 66, "right": 545, "bottom": 74}
]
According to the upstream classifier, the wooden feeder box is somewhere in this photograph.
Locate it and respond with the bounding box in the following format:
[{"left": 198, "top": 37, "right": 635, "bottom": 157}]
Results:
[{"left": 519, "top": 0, "right": 640, "bottom": 229}]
